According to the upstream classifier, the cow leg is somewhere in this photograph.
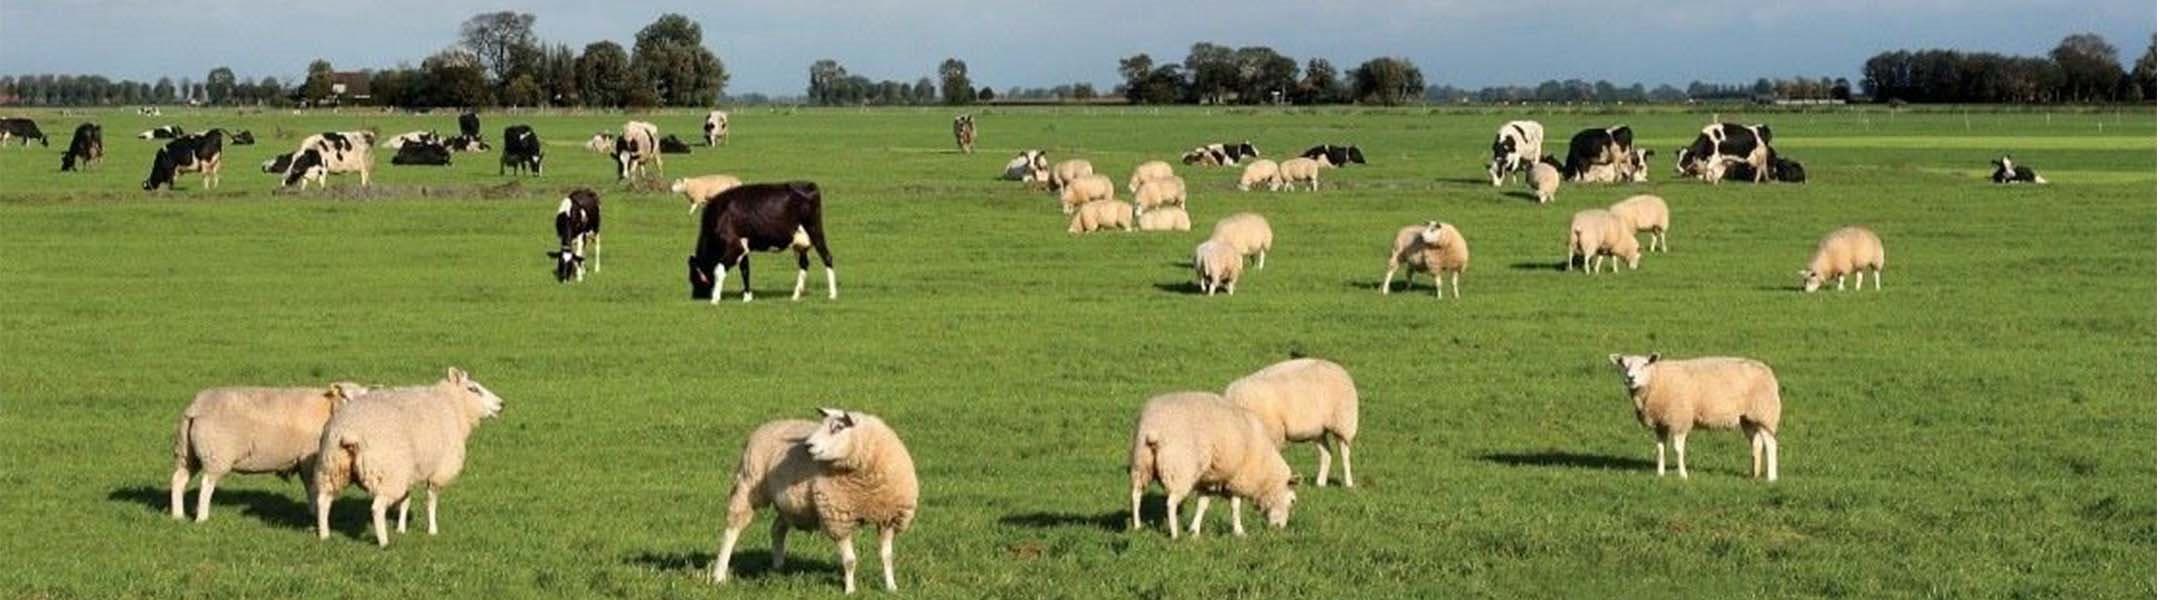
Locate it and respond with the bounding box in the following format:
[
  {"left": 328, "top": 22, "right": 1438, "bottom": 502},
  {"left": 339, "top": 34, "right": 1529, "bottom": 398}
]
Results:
[
  {"left": 737, "top": 246, "right": 754, "bottom": 303},
  {"left": 809, "top": 229, "right": 838, "bottom": 300},
  {"left": 792, "top": 250, "right": 810, "bottom": 301}
]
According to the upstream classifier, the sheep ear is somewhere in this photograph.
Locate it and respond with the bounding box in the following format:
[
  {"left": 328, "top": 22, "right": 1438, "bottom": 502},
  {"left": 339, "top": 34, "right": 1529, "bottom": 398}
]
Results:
[
  {"left": 1647, "top": 353, "right": 1660, "bottom": 364},
  {"left": 1607, "top": 353, "right": 1623, "bottom": 366},
  {"left": 447, "top": 367, "right": 469, "bottom": 384},
  {"left": 817, "top": 407, "right": 846, "bottom": 420}
]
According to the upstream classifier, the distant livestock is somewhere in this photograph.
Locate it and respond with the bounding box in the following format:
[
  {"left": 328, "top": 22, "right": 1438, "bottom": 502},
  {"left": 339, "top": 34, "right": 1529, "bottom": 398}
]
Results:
[
  {"left": 549, "top": 189, "right": 603, "bottom": 283},
  {"left": 952, "top": 114, "right": 976, "bottom": 154},
  {"left": 390, "top": 140, "right": 452, "bottom": 166},
  {"left": 61, "top": 123, "right": 103, "bottom": 171},
  {"left": 1563, "top": 125, "right": 1635, "bottom": 182},
  {"left": 1238, "top": 159, "right": 1282, "bottom": 191},
  {"left": 1606, "top": 353, "right": 1782, "bottom": 481},
  {"left": 613, "top": 121, "right": 663, "bottom": 180},
  {"left": 1566, "top": 209, "right": 1640, "bottom": 273},
  {"left": 1049, "top": 159, "right": 1094, "bottom": 190},
  {"left": 688, "top": 182, "right": 837, "bottom": 303},
  {"left": 1800, "top": 226, "right": 1885, "bottom": 293},
  {"left": 1277, "top": 157, "right": 1322, "bottom": 191},
  {"left": 1183, "top": 141, "right": 1257, "bottom": 166},
  {"left": 703, "top": 110, "right": 729, "bottom": 146},
  {"left": 458, "top": 111, "right": 482, "bottom": 139},
  {"left": 1068, "top": 200, "right": 1135, "bottom": 234},
  {"left": 382, "top": 131, "right": 440, "bottom": 149},
  {"left": 1527, "top": 158, "right": 1561, "bottom": 204},
  {"left": 1990, "top": 156, "right": 2047, "bottom": 184},
  {"left": 500, "top": 125, "right": 543, "bottom": 176},
  {"left": 228, "top": 130, "right": 256, "bottom": 145},
  {"left": 1, "top": 117, "right": 49, "bottom": 146},
  {"left": 144, "top": 130, "right": 226, "bottom": 191},
  {"left": 1677, "top": 122, "right": 1773, "bottom": 182},
  {"left": 1002, "top": 150, "right": 1050, "bottom": 184},
  {"left": 1488, "top": 121, "right": 1545, "bottom": 185},
  {"left": 658, "top": 134, "right": 694, "bottom": 154},
  {"left": 673, "top": 174, "right": 745, "bottom": 214},
  {"left": 137, "top": 125, "right": 185, "bottom": 140},
  {"left": 444, "top": 135, "right": 490, "bottom": 153},
  {"left": 261, "top": 153, "right": 295, "bottom": 174},
  {"left": 283, "top": 131, "right": 374, "bottom": 189},
  {"left": 1300, "top": 144, "right": 1366, "bottom": 167}
]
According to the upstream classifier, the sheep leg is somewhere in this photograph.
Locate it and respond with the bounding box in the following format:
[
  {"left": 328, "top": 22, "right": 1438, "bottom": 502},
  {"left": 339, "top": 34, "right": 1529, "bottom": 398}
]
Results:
[
  {"left": 1450, "top": 272, "right": 1461, "bottom": 299},
  {"left": 1188, "top": 496, "right": 1210, "bottom": 536},
  {"left": 169, "top": 465, "right": 191, "bottom": 520},
  {"left": 369, "top": 495, "right": 394, "bottom": 547},
  {"left": 1434, "top": 273, "right": 1445, "bottom": 299},
  {"left": 396, "top": 496, "right": 410, "bottom": 533},
  {"left": 1313, "top": 441, "right": 1333, "bottom": 487},
  {"left": 1256, "top": 252, "right": 1266, "bottom": 270},
  {"left": 1655, "top": 439, "right": 1667, "bottom": 476},
  {"left": 1764, "top": 433, "right": 1780, "bottom": 482},
  {"left": 1673, "top": 432, "right": 1690, "bottom": 479},
  {"left": 1872, "top": 269, "right": 1881, "bottom": 290},
  {"left": 1749, "top": 427, "right": 1764, "bottom": 479},
  {"left": 1836, "top": 274, "right": 1847, "bottom": 291},
  {"left": 192, "top": 470, "right": 221, "bottom": 523},
  {"left": 1380, "top": 266, "right": 1397, "bottom": 294},
  {"left": 426, "top": 487, "right": 439, "bottom": 535},
  {"left": 770, "top": 519, "right": 790, "bottom": 569},
  {"left": 1128, "top": 485, "right": 1144, "bottom": 531},
  {"left": 1339, "top": 439, "right": 1356, "bottom": 488},
  {"left": 878, "top": 526, "right": 898, "bottom": 591},
  {"left": 711, "top": 507, "right": 753, "bottom": 584},
  {"left": 1164, "top": 491, "right": 1184, "bottom": 540},
  {"left": 1230, "top": 497, "right": 1246, "bottom": 537},
  {"left": 836, "top": 532, "right": 859, "bottom": 595},
  {"left": 315, "top": 489, "right": 335, "bottom": 540}
]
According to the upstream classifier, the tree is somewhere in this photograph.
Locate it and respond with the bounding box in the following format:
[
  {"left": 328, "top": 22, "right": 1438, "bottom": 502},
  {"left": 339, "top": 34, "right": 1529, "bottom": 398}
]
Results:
[
  {"left": 808, "top": 59, "right": 848, "bottom": 105},
  {"left": 459, "top": 12, "right": 540, "bottom": 85},
  {"left": 205, "top": 67, "right": 237, "bottom": 105},
  {"left": 424, "top": 49, "right": 491, "bottom": 107},
  {"left": 576, "top": 41, "right": 633, "bottom": 107},
  {"left": 1232, "top": 46, "right": 1299, "bottom": 104},
  {"left": 632, "top": 14, "right": 728, "bottom": 106},
  {"left": 976, "top": 86, "right": 995, "bottom": 102},
  {"left": 939, "top": 58, "right": 972, "bottom": 105},
  {"left": 913, "top": 77, "right": 937, "bottom": 104},
  {"left": 1118, "top": 54, "right": 1156, "bottom": 103},
  {"left": 256, "top": 77, "right": 282, "bottom": 104},
  {"left": 1072, "top": 83, "right": 1096, "bottom": 100},
  {"left": 2133, "top": 36, "right": 2157, "bottom": 101},
  {"left": 2051, "top": 33, "right": 2123, "bottom": 102},
  {"left": 1296, "top": 58, "right": 1341, "bottom": 104},
  {"left": 541, "top": 44, "right": 579, "bottom": 105},
  {"left": 502, "top": 74, "right": 543, "bottom": 107},
  {"left": 300, "top": 60, "right": 336, "bottom": 103},
  {"left": 1183, "top": 43, "right": 1236, "bottom": 103},
  {"left": 1348, "top": 57, "right": 1424, "bottom": 105}
]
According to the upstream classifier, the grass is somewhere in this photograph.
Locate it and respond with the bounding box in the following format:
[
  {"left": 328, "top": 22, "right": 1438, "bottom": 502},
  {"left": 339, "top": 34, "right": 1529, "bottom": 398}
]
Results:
[{"left": 0, "top": 106, "right": 2151, "bottom": 598}]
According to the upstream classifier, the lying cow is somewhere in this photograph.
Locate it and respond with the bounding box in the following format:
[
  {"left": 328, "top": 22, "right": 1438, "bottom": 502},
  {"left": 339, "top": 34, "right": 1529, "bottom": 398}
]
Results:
[
  {"left": 1488, "top": 120, "right": 1544, "bottom": 186},
  {"left": 138, "top": 125, "right": 185, "bottom": 140},
  {"left": 1301, "top": 144, "right": 1367, "bottom": 167},
  {"left": 1676, "top": 123, "right": 1773, "bottom": 183},
  {"left": 1, "top": 117, "right": 48, "bottom": 146},
  {"left": 1990, "top": 156, "right": 2046, "bottom": 184},
  {"left": 658, "top": 134, "right": 694, "bottom": 154},
  {"left": 445, "top": 135, "right": 490, "bottom": 153},
  {"left": 1181, "top": 141, "right": 1257, "bottom": 166},
  {"left": 61, "top": 123, "right": 103, "bottom": 172},
  {"left": 391, "top": 141, "right": 453, "bottom": 166},
  {"left": 228, "top": 130, "right": 256, "bottom": 145},
  {"left": 382, "top": 131, "right": 441, "bottom": 149}
]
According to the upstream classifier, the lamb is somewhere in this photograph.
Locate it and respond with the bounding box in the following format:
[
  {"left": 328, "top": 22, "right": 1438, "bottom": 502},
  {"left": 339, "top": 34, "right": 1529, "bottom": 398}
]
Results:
[
  {"left": 1277, "top": 157, "right": 1322, "bottom": 191},
  {"left": 711, "top": 409, "right": 919, "bottom": 594},
  {"left": 1193, "top": 240, "right": 1244, "bottom": 296},
  {"left": 1058, "top": 174, "right": 1116, "bottom": 214},
  {"left": 169, "top": 382, "right": 369, "bottom": 522},
  {"left": 1606, "top": 353, "right": 1782, "bottom": 481},
  {"left": 1137, "top": 206, "right": 1191, "bottom": 231},
  {"left": 1224, "top": 358, "right": 1359, "bottom": 488},
  {"left": 1049, "top": 159, "right": 1094, "bottom": 190},
  {"left": 1567, "top": 209, "right": 1640, "bottom": 273},
  {"left": 1380, "top": 221, "right": 1469, "bottom": 298},
  {"left": 1127, "top": 392, "right": 1296, "bottom": 538},
  {"left": 1607, "top": 194, "right": 1670, "bottom": 252},
  {"left": 1127, "top": 160, "right": 1175, "bottom": 192},
  {"left": 1528, "top": 161, "right": 1561, "bottom": 204},
  {"left": 1068, "top": 200, "right": 1135, "bottom": 234},
  {"left": 312, "top": 368, "right": 506, "bottom": 547},
  {"left": 1209, "top": 212, "right": 1273, "bottom": 270},
  {"left": 1800, "top": 226, "right": 1885, "bottom": 293},
  {"left": 672, "top": 174, "right": 745, "bottom": 214},
  {"left": 1132, "top": 176, "right": 1187, "bottom": 214},
  {"left": 1238, "top": 159, "right": 1282, "bottom": 191}
]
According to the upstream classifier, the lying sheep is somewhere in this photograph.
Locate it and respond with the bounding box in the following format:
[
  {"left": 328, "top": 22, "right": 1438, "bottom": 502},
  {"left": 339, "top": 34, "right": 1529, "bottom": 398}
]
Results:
[
  {"left": 672, "top": 174, "right": 745, "bottom": 214},
  {"left": 1567, "top": 209, "right": 1639, "bottom": 273},
  {"left": 1133, "top": 176, "right": 1187, "bottom": 214},
  {"left": 1128, "top": 392, "right": 1296, "bottom": 538},
  {"left": 1239, "top": 159, "right": 1282, "bottom": 191},
  {"left": 1225, "top": 358, "right": 1359, "bottom": 488},
  {"left": 712, "top": 409, "right": 918, "bottom": 594},
  {"left": 1127, "top": 160, "right": 1175, "bottom": 192},
  {"left": 1194, "top": 240, "right": 1244, "bottom": 296},
  {"left": 1606, "top": 353, "right": 1782, "bottom": 481},
  {"left": 313, "top": 368, "right": 505, "bottom": 547},
  {"left": 1137, "top": 206, "right": 1191, "bottom": 231},
  {"left": 1800, "top": 226, "right": 1885, "bottom": 292},
  {"left": 1210, "top": 212, "right": 1273, "bottom": 270},
  {"left": 1058, "top": 174, "right": 1116, "bottom": 214},
  {"left": 1278, "top": 157, "right": 1321, "bottom": 191},
  {"left": 1068, "top": 200, "right": 1135, "bottom": 234},
  {"left": 585, "top": 132, "right": 616, "bottom": 154},
  {"left": 1528, "top": 161, "right": 1561, "bottom": 204},
  {"left": 1381, "top": 221, "right": 1469, "bottom": 298},
  {"left": 1608, "top": 194, "right": 1669, "bottom": 252},
  {"left": 1050, "top": 159, "right": 1094, "bottom": 190},
  {"left": 170, "top": 382, "right": 369, "bottom": 522}
]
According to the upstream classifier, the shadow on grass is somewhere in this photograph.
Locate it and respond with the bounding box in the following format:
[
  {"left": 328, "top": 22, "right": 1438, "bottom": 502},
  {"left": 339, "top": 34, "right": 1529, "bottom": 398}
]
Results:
[
  {"left": 1152, "top": 281, "right": 1206, "bottom": 295},
  {"left": 1478, "top": 451, "right": 1654, "bottom": 471},
  {"left": 1500, "top": 191, "right": 1544, "bottom": 203},
  {"left": 1509, "top": 260, "right": 1570, "bottom": 272},
  {"left": 1002, "top": 493, "right": 1165, "bottom": 532},
  {"left": 108, "top": 485, "right": 373, "bottom": 537},
  {"left": 1433, "top": 177, "right": 1493, "bottom": 186},
  {"left": 627, "top": 548, "right": 840, "bottom": 581}
]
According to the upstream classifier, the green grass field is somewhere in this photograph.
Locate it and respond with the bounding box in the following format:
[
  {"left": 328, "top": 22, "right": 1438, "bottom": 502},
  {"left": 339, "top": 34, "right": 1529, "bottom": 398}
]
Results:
[{"left": 0, "top": 106, "right": 2152, "bottom": 598}]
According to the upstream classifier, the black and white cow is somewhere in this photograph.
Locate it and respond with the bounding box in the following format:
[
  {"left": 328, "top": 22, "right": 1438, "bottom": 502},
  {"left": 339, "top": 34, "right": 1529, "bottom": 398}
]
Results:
[
  {"left": 459, "top": 111, "right": 482, "bottom": 139},
  {"left": 382, "top": 130, "right": 442, "bottom": 149},
  {"left": 658, "top": 134, "right": 694, "bottom": 154},
  {"left": 445, "top": 135, "right": 490, "bottom": 152},
  {"left": 1301, "top": 144, "right": 1367, "bottom": 167},
  {"left": 548, "top": 188, "right": 602, "bottom": 283},
  {"left": 261, "top": 152, "right": 295, "bottom": 174},
  {"left": 613, "top": 121, "right": 662, "bottom": 180},
  {"left": 0, "top": 118, "right": 48, "bottom": 146},
  {"left": 1181, "top": 141, "right": 1258, "bottom": 166},
  {"left": 687, "top": 181, "right": 836, "bottom": 303},
  {"left": 143, "top": 130, "right": 226, "bottom": 190},
  {"left": 1990, "top": 156, "right": 2047, "bottom": 184},
  {"left": 137, "top": 106, "right": 161, "bottom": 116},
  {"left": 61, "top": 123, "right": 103, "bottom": 172},
  {"left": 1488, "top": 120, "right": 1545, "bottom": 185},
  {"left": 703, "top": 110, "right": 729, "bottom": 146},
  {"left": 1676, "top": 123, "right": 1774, "bottom": 182},
  {"left": 228, "top": 130, "right": 255, "bottom": 145},
  {"left": 500, "top": 125, "right": 543, "bottom": 176},
  {"left": 391, "top": 140, "right": 453, "bottom": 166},
  {"left": 137, "top": 125, "right": 185, "bottom": 140},
  {"left": 281, "top": 131, "right": 375, "bottom": 188},
  {"left": 1563, "top": 125, "right": 1636, "bottom": 182}
]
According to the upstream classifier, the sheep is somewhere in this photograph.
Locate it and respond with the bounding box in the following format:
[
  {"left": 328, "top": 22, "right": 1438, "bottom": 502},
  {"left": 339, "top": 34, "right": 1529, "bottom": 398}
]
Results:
[
  {"left": 1278, "top": 157, "right": 1322, "bottom": 191},
  {"left": 312, "top": 368, "right": 505, "bottom": 547},
  {"left": 585, "top": 132, "right": 616, "bottom": 154},
  {"left": 711, "top": 409, "right": 918, "bottom": 594},
  {"left": 1058, "top": 174, "right": 1116, "bottom": 214},
  {"left": 1193, "top": 240, "right": 1244, "bottom": 296},
  {"left": 1132, "top": 176, "right": 1187, "bottom": 214},
  {"left": 1567, "top": 209, "right": 1640, "bottom": 273},
  {"left": 1068, "top": 200, "right": 1136, "bottom": 234},
  {"left": 1238, "top": 159, "right": 1282, "bottom": 191},
  {"left": 1608, "top": 194, "right": 1670, "bottom": 252},
  {"left": 1380, "top": 221, "right": 1469, "bottom": 298},
  {"left": 1050, "top": 159, "right": 1094, "bottom": 190},
  {"left": 1209, "top": 212, "right": 1273, "bottom": 270},
  {"left": 169, "top": 382, "right": 369, "bottom": 522},
  {"left": 1127, "top": 160, "right": 1175, "bottom": 192},
  {"left": 672, "top": 174, "right": 745, "bottom": 214},
  {"left": 1127, "top": 392, "right": 1296, "bottom": 538},
  {"left": 1606, "top": 353, "right": 1782, "bottom": 481},
  {"left": 1800, "top": 226, "right": 1885, "bottom": 293},
  {"left": 1224, "top": 358, "right": 1359, "bottom": 488},
  {"left": 1528, "top": 161, "right": 1561, "bottom": 204},
  {"left": 1137, "top": 206, "right": 1192, "bottom": 231}
]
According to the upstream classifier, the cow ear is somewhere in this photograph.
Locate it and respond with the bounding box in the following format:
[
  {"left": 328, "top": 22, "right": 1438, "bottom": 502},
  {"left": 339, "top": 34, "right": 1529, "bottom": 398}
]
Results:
[{"left": 546, "top": 250, "right": 562, "bottom": 258}]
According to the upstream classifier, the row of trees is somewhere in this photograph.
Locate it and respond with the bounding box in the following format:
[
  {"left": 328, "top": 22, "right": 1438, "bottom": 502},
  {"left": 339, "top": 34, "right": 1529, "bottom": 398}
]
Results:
[
  {"left": 1861, "top": 34, "right": 2156, "bottom": 103},
  {"left": 360, "top": 12, "right": 727, "bottom": 108},
  {"left": 0, "top": 72, "right": 285, "bottom": 106},
  {"left": 1114, "top": 44, "right": 1426, "bottom": 105},
  {"left": 1430, "top": 77, "right": 1854, "bottom": 104}
]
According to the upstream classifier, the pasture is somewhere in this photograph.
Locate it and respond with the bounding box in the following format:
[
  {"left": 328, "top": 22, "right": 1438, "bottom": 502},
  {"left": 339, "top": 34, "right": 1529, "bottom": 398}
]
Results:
[{"left": 0, "top": 106, "right": 2151, "bottom": 598}]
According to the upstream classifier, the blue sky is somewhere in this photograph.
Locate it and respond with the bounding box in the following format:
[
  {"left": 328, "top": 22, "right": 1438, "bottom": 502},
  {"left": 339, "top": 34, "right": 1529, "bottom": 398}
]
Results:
[{"left": 2, "top": 0, "right": 2152, "bottom": 95}]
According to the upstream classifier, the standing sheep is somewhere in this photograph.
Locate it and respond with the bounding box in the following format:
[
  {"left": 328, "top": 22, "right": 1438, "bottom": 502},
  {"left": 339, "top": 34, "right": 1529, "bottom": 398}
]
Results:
[
  {"left": 312, "top": 368, "right": 506, "bottom": 547},
  {"left": 1209, "top": 212, "right": 1273, "bottom": 270},
  {"left": 711, "top": 409, "right": 918, "bottom": 594},
  {"left": 672, "top": 174, "right": 745, "bottom": 214},
  {"left": 1127, "top": 160, "right": 1175, "bottom": 192},
  {"left": 1137, "top": 206, "right": 1192, "bottom": 231},
  {"left": 1800, "top": 226, "right": 1885, "bottom": 293},
  {"left": 1050, "top": 159, "right": 1094, "bottom": 190},
  {"left": 1068, "top": 200, "right": 1136, "bottom": 234},
  {"left": 1528, "top": 161, "right": 1561, "bottom": 204},
  {"left": 1239, "top": 159, "right": 1282, "bottom": 191},
  {"left": 1606, "top": 353, "right": 1783, "bottom": 481},
  {"left": 1132, "top": 176, "right": 1187, "bottom": 214},
  {"left": 1128, "top": 392, "right": 1296, "bottom": 538},
  {"left": 1278, "top": 157, "right": 1322, "bottom": 191},
  {"left": 1057, "top": 174, "right": 1116, "bottom": 214},
  {"left": 1224, "top": 358, "right": 1360, "bottom": 488},
  {"left": 170, "top": 382, "right": 369, "bottom": 522},
  {"left": 1381, "top": 221, "right": 1470, "bottom": 298},
  {"left": 1193, "top": 240, "right": 1244, "bottom": 296},
  {"left": 1608, "top": 194, "right": 1670, "bottom": 252},
  {"left": 1566, "top": 209, "right": 1640, "bottom": 273}
]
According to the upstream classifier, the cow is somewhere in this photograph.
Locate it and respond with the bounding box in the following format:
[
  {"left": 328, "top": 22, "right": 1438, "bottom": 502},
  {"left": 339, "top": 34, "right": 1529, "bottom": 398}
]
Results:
[
  {"left": 1181, "top": 141, "right": 1257, "bottom": 166},
  {"left": 1563, "top": 125, "right": 1636, "bottom": 182},
  {"left": 658, "top": 134, "right": 694, "bottom": 154},
  {"left": 612, "top": 121, "right": 662, "bottom": 180},
  {"left": 458, "top": 111, "right": 482, "bottom": 139},
  {"left": 1488, "top": 121, "right": 1545, "bottom": 186},
  {"left": 547, "top": 189, "right": 602, "bottom": 283},
  {"left": 61, "top": 123, "right": 103, "bottom": 172},
  {"left": 391, "top": 140, "right": 453, "bottom": 166},
  {"left": 381, "top": 131, "right": 441, "bottom": 149},
  {"left": 1301, "top": 144, "right": 1367, "bottom": 167},
  {"left": 282, "top": 131, "right": 375, "bottom": 188},
  {"left": 500, "top": 125, "right": 543, "bottom": 176},
  {"left": 584, "top": 132, "right": 616, "bottom": 154},
  {"left": 445, "top": 135, "right": 490, "bottom": 153},
  {"left": 1002, "top": 150, "right": 1050, "bottom": 184},
  {"left": 703, "top": 110, "right": 729, "bottom": 146},
  {"left": 1576, "top": 148, "right": 1655, "bottom": 184},
  {"left": 228, "top": 130, "right": 256, "bottom": 145},
  {"left": 142, "top": 130, "right": 226, "bottom": 190},
  {"left": 137, "top": 125, "right": 185, "bottom": 140},
  {"left": 687, "top": 181, "right": 836, "bottom": 303},
  {"left": 1676, "top": 123, "right": 1773, "bottom": 183},
  {"left": 262, "top": 152, "right": 295, "bottom": 174},
  {"left": 953, "top": 114, "right": 976, "bottom": 154},
  {"left": 137, "top": 106, "right": 162, "bottom": 116},
  {"left": 1990, "top": 156, "right": 2047, "bottom": 184},
  {"left": 0, "top": 118, "right": 48, "bottom": 146}
]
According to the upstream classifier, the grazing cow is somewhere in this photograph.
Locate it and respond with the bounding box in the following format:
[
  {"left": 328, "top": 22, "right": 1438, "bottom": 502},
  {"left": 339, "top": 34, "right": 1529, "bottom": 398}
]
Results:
[
  {"left": 282, "top": 131, "right": 375, "bottom": 188},
  {"left": 381, "top": 131, "right": 441, "bottom": 149},
  {"left": 1990, "top": 156, "right": 2047, "bottom": 184},
  {"left": 143, "top": 130, "right": 227, "bottom": 190},
  {"left": 658, "top": 134, "right": 694, "bottom": 154},
  {"left": 547, "top": 189, "right": 603, "bottom": 283},
  {"left": 500, "top": 125, "right": 543, "bottom": 176},
  {"left": 1564, "top": 125, "right": 1636, "bottom": 182},
  {"left": 612, "top": 121, "right": 662, "bottom": 180},
  {"left": 138, "top": 125, "right": 185, "bottom": 140},
  {"left": 391, "top": 140, "right": 453, "bottom": 166},
  {"left": 953, "top": 114, "right": 976, "bottom": 154},
  {"left": 458, "top": 111, "right": 481, "bottom": 139},
  {"left": 687, "top": 182, "right": 836, "bottom": 303},
  {"left": 61, "top": 123, "right": 103, "bottom": 172},
  {"left": 703, "top": 110, "right": 729, "bottom": 146},
  {"left": 1676, "top": 123, "right": 1773, "bottom": 183},
  {"left": 1301, "top": 144, "right": 1367, "bottom": 167},
  {"left": 445, "top": 135, "right": 490, "bottom": 153},
  {"left": 0, "top": 117, "right": 49, "bottom": 146},
  {"left": 262, "top": 152, "right": 295, "bottom": 174},
  {"left": 1488, "top": 121, "right": 1545, "bottom": 186},
  {"left": 228, "top": 130, "right": 256, "bottom": 145}
]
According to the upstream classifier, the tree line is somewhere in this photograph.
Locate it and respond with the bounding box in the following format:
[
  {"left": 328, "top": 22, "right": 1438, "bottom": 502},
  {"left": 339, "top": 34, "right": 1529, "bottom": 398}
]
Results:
[
  {"left": 1861, "top": 34, "right": 2156, "bottom": 103},
  {"left": 1112, "top": 44, "right": 1425, "bottom": 105}
]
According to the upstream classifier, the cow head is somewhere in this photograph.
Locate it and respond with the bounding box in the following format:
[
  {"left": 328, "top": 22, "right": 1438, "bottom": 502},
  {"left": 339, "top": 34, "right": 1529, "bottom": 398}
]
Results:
[
  {"left": 281, "top": 149, "right": 327, "bottom": 187},
  {"left": 142, "top": 148, "right": 178, "bottom": 190},
  {"left": 547, "top": 248, "right": 585, "bottom": 283},
  {"left": 1236, "top": 142, "right": 1258, "bottom": 160},
  {"left": 687, "top": 255, "right": 717, "bottom": 300}
]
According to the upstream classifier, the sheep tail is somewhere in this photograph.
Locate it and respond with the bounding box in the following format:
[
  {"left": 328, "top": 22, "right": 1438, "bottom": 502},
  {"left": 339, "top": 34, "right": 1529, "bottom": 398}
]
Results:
[{"left": 172, "top": 416, "right": 196, "bottom": 471}]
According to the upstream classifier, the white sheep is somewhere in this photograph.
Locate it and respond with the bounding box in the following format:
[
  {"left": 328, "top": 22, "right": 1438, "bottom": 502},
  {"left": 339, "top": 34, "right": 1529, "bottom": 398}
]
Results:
[
  {"left": 1050, "top": 159, "right": 1095, "bottom": 190},
  {"left": 1068, "top": 200, "right": 1135, "bottom": 234},
  {"left": 712, "top": 409, "right": 918, "bottom": 594},
  {"left": 1278, "top": 157, "right": 1321, "bottom": 191},
  {"left": 1224, "top": 358, "right": 1359, "bottom": 488},
  {"left": 672, "top": 175, "right": 745, "bottom": 214},
  {"left": 1209, "top": 212, "right": 1273, "bottom": 270},
  {"left": 1194, "top": 240, "right": 1244, "bottom": 296},
  {"left": 1132, "top": 176, "right": 1187, "bottom": 214},
  {"left": 1801, "top": 226, "right": 1885, "bottom": 292},
  {"left": 1606, "top": 353, "right": 1783, "bottom": 481},
  {"left": 312, "top": 368, "right": 505, "bottom": 547},
  {"left": 1608, "top": 194, "right": 1670, "bottom": 252},
  {"left": 585, "top": 132, "right": 616, "bottom": 154},
  {"left": 169, "top": 382, "right": 368, "bottom": 522},
  {"left": 1128, "top": 392, "right": 1296, "bottom": 538},
  {"left": 1381, "top": 222, "right": 1470, "bottom": 298},
  {"left": 1127, "top": 160, "right": 1175, "bottom": 192},
  {"left": 1058, "top": 174, "right": 1116, "bottom": 214},
  {"left": 1239, "top": 159, "right": 1282, "bottom": 192},
  {"left": 1567, "top": 209, "right": 1640, "bottom": 273},
  {"left": 1137, "top": 206, "right": 1192, "bottom": 231},
  {"left": 1528, "top": 162, "right": 1561, "bottom": 204}
]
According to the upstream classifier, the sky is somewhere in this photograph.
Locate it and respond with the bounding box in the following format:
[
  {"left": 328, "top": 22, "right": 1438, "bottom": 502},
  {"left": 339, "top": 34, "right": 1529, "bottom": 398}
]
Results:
[{"left": 1, "top": 0, "right": 2153, "bottom": 96}]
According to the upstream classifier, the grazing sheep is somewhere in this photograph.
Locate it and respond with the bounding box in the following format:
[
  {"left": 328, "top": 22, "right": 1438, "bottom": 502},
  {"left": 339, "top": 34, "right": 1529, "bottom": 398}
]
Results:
[
  {"left": 952, "top": 114, "right": 976, "bottom": 154},
  {"left": 1193, "top": 240, "right": 1244, "bottom": 296},
  {"left": 1209, "top": 212, "right": 1273, "bottom": 270},
  {"left": 711, "top": 409, "right": 918, "bottom": 594},
  {"left": 1137, "top": 206, "right": 1192, "bottom": 231},
  {"left": 1068, "top": 200, "right": 1136, "bottom": 234},
  {"left": 1128, "top": 392, "right": 1296, "bottom": 538},
  {"left": 672, "top": 174, "right": 746, "bottom": 214},
  {"left": 1528, "top": 161, "right": 1561, "bottom": 204},
  {"left": 1567, "top": 209, "right": 1640, "bottom": 273},
  {"left": 170, "top": 382, "right": 369, "bottom": 522},
  {"left": 1224, "top": 358, "right": 1359, "bottom": 488},
  {"left": 312, "top": 368, "right": 505, "bottom": 547},
  {"left": 1607, "top": 194, "right": 1670, "bottom": 252},
  {"left": 1800, "top": 226, "right": 1885, "bottom": 293},
  {"left": 1050, "top": 159, "right": 1094, "bottom": 190},
  {"left": 1606, "top": 353, "right": 1782, "bottom": 481},
  {"left": 1132, "top": 176, "right": 1187, "bottom": 214},
  {"left": 1278, "top": 157, "right": 1322, "bottom": 191},
  {"left": 1239, "top": 159, "right": 1283, "bottom": 191},
  {"left": 1127, "top": 160, "right": 1175, "bottom": 192},
  {"left": 1381, "top": 221, "right": 1470, "bottom": 298},
  {"left": 1058, "top": 174, "right": 1116, "bottom": 214}
]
